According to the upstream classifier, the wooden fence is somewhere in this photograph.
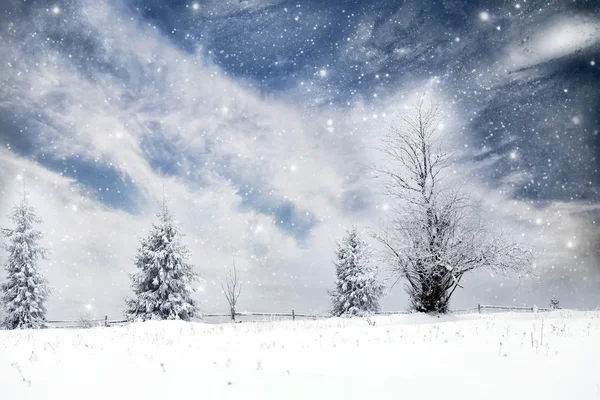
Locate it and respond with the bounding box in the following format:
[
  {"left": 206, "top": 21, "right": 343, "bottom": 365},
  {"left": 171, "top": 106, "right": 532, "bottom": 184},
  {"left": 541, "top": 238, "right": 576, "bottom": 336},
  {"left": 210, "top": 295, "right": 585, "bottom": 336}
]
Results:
[
  {"left": 44, "top": 304, "right": 558, "bottom": 329},
  {"left": 476, "top": 304, "right": 553, "bottom": 313}
]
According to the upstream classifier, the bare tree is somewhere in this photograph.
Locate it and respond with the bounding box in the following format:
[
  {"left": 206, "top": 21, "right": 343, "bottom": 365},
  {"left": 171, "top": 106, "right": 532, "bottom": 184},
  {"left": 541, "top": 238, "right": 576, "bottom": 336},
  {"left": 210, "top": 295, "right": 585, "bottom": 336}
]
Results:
[
  {"left": 373, "top": 100, "right": 532, "bottom": 313},
  {"left": 221, "top": 256, "right": 242, "bottom": 321}
]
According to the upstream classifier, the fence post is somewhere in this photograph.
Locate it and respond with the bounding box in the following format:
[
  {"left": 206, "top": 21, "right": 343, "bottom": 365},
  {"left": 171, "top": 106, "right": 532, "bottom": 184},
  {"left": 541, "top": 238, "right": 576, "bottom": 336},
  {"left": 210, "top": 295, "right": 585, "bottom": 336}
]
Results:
[
  {"left": 477, "top": 304, "right": 481, "bottom": 314},
  {"left": 292, "top": 309, "right": 295, "bottom": 321},
  {"left": 104, "top": 315, "right": 108, "bottom": 327}
]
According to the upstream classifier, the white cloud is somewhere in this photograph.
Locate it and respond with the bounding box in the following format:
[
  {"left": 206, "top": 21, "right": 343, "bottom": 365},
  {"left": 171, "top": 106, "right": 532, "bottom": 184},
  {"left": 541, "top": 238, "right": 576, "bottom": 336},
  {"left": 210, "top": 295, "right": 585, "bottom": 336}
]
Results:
[
  {"left": 0, "top": 1, "right": 379, "bottom": 318},
  {"left": 505, "top": 17, "right": 600, "bottom": 71}
]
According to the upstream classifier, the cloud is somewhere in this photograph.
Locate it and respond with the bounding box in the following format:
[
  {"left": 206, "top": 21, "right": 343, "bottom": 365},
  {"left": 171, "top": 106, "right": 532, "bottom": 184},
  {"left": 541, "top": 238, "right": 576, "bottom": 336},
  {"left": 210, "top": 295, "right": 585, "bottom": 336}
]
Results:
[
  {"left": 504, "top": 17, "right": 600, "bottom": 71},
  {"left": 0, "top": 0, "right": 385, "bottom": 318}
]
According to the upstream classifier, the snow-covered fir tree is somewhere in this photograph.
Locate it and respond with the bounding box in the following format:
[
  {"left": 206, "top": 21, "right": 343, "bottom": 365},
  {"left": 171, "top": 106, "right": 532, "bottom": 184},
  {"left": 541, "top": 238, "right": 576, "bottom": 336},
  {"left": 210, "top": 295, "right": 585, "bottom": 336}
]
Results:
[
  {"left": 330, "top": 227, "right": 384, "bottom": 317},
  {"left": 125, "top": 203, "right": 199, "bottom": 321},
  {"left": 1, "top": 193, "right": 50, "bottom": 329}
]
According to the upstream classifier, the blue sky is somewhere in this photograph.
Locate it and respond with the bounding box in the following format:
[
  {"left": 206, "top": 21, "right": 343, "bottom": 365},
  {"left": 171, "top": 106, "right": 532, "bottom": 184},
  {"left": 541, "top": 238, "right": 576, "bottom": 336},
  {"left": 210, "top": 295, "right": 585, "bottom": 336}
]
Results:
[{"left": 0, "top": 0, "right": 599, "bottom": 318}]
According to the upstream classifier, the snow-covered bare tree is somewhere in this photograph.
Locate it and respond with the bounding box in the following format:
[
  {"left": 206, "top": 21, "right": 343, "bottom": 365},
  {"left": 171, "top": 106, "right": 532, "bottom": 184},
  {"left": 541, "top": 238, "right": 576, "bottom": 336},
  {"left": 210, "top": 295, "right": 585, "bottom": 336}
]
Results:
[
  {"left": 330, "top": 227, "right": 384, "bottom": 317},
  {"left": 1, "top": 193, "right": 50, "bottom": 329},
  {"left": 125, "top": 202, "right": 199, "bottom": 321},
  {"left": 221, "top": 256, "right": 242, "bottom": 321},
  {"left": 373, "top": 100, "right": 532, "bottom": 314}
]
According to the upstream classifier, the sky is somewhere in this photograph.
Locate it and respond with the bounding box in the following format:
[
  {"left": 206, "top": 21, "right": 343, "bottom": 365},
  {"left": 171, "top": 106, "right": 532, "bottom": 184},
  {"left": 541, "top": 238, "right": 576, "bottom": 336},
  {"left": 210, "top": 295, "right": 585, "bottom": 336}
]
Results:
[{"left": 0, "top": 0, "right": 599, "bottom": 320}]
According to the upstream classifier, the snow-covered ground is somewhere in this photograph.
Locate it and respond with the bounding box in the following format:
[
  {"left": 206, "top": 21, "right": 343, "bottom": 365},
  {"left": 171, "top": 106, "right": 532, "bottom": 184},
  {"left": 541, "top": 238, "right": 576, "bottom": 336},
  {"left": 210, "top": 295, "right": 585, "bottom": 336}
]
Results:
[{"left": 1, "top": 311, "right": 599, "bottom": 399}]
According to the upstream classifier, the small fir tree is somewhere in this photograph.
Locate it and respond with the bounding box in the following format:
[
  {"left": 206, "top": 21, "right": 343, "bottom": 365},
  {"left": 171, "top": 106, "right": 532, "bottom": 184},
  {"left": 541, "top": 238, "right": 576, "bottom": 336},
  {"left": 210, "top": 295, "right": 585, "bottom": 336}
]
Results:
[
  {"left": 330, "top": 227, "right": 384, "bottom": 317},
  {"left": 1, "top": 193, "right": 50, "bottom": 329},
  {"left": 125, "top": 203, "right": 199, "bottom": 321}
]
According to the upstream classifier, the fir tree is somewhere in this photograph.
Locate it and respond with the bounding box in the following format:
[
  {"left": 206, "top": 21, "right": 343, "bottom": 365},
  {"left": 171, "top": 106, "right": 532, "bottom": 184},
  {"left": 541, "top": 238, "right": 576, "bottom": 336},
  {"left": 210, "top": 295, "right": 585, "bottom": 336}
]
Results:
[
  {"left": 125, "top": 203, "right": 199, "bottom": 321},
  {"left": 330, "top": 227, "right": 384, "bottom": 317},
  {"left": 1, "top": 193, "right": 50, "bottom": 329}
]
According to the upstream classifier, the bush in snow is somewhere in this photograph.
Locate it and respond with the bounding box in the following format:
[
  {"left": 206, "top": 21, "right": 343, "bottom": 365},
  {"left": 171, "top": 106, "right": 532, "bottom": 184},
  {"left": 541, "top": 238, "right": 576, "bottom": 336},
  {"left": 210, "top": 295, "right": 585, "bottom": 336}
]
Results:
[
  {"left": 329, "top": 227, "right": 384, "bottom": 317},
  {"left": 1, "top": 193, "right": 50, "bottom": 329},
  {"left": 125, "top": 203, "right": 199, "bottom": 321},
  {"left": 550, "top": 297, "right": 560, "bottom": 309},
  {"left": 78, "top": 310, "right": 98, "bottom": 328}
]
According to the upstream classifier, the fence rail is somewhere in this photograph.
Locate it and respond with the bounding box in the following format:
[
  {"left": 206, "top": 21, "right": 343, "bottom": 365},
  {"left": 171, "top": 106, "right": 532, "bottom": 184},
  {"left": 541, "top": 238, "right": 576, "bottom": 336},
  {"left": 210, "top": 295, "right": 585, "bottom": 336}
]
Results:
[
  {"left": 478, "top": 304, "right": 553, "bottom": 312},
  {"left": 43, "top": 303, "right": 560, "bottom": 329}
]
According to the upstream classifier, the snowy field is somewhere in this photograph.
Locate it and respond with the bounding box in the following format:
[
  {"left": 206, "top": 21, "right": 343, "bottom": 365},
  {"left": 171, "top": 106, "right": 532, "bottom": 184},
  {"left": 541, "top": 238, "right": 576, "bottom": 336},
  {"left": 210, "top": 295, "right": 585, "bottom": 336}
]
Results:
[{"left": 1, "top": 311, "right": 599, "bottom": 400}]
